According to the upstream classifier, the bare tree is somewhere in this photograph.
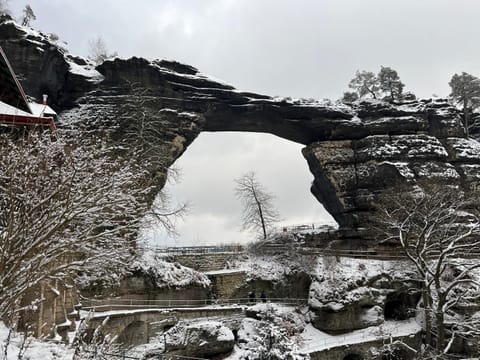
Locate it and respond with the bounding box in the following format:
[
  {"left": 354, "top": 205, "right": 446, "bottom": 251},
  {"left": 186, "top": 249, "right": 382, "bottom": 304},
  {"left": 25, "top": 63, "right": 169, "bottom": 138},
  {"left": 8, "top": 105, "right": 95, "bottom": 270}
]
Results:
[
  {"left": 21, "top": 4, "right": 36, "bottom": 26},
  {"left": 375, "top": 182, "right": 480, "bottom": 356},
  {"left": 0, "top": 131, "right": 179, "bottom": 323},
  {"left": 87, "top": 36, "right": 115, "bottom": 65},
  {"left": 234, "top": 172, "right": 281, "bottom": 240},
  {"left": 116, "top": 84, "right": 190, "bottom": 237}
]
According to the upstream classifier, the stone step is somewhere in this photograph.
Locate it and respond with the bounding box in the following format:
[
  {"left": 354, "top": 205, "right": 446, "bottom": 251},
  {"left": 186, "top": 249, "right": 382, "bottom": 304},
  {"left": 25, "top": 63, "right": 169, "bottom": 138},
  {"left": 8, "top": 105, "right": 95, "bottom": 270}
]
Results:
[{"left": 67, "top": 310, "right": 80, "bottom": 321}]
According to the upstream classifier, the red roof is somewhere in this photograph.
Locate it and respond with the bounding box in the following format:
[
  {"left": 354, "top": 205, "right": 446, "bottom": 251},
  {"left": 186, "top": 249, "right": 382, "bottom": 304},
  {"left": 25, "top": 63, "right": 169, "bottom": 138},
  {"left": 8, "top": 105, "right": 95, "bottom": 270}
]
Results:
[{"left": 0, "top": 46, "right": 57, "bottom": 136}]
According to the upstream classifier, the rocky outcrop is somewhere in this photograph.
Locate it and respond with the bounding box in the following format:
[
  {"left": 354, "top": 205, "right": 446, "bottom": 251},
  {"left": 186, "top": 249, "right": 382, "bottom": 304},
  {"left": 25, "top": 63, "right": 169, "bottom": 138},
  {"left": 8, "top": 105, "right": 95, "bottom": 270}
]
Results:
[
  {"left": 145, "top": 320, "right": 235, "bottom": 358},
  {"left": 308, "top": 258, "right": 420, "bottom": 333},
  {"left": 2, "top": 17, "right": 480, "bottom": 238},
  {"left": 302, "top": 99, "right": 480, "bottom": 230}
]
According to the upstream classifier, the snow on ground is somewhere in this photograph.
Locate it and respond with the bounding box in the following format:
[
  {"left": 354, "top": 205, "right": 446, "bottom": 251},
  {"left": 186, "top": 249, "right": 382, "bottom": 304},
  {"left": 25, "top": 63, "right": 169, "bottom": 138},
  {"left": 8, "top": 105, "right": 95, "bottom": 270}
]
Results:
[
  {"left": 301, "top": 318, "right": 421, "bottom": 353},
  {"left": 0, "top": 321, "right": 73, "bottom": 360},
  {"left": 82, "top": 305, "right": 245, "bottom": 319},
  {"left": 234, "top": 254, "right": 300, "bottom": 282},
  {"left": 203, "top": 268, "right": 246, "bottom": 276}
]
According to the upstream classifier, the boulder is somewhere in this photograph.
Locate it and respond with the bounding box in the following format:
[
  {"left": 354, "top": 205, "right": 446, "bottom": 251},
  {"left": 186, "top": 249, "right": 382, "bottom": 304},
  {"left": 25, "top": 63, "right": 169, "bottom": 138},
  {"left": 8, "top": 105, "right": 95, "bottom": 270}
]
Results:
[
  {"left": 309, "top": 285, "right": 384, "bottom": 332},
  {"left": 161, "top": 320, "right": 234, "bottom": 358}
]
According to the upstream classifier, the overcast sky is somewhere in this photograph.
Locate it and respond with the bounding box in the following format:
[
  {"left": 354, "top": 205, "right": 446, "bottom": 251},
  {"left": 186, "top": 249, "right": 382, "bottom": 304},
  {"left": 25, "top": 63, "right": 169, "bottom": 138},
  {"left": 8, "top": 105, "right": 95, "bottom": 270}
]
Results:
[{"left": 8, "top": 0, "right": 480, "bottom": 246}]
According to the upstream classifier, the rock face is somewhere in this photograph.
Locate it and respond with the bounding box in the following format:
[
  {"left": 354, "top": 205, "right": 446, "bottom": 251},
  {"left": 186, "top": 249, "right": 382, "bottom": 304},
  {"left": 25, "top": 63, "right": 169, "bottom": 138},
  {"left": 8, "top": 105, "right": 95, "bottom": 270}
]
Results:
[
  {"left": 308, "top": 257, "right": 420, "bottom": 333},
  {"left": 157, "top": 320, "right": 235, "bottom": 358},
  {"left": 2, "top": 16, "right": 480, "bottom": 238}
]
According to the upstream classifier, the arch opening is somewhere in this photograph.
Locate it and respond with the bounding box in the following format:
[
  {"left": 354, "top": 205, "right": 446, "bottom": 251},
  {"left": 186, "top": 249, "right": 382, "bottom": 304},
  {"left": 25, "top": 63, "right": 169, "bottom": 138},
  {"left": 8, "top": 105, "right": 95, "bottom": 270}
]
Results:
[{"left": 142, "top": 132, "right": 337, "bottom": 248}]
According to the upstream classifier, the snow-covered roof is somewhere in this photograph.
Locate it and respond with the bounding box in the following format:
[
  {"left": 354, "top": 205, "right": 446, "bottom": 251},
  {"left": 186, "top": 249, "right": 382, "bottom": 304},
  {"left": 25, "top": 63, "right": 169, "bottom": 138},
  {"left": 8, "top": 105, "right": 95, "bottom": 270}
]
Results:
[
  {"left": 0, "top": 100, "right": 31, "bottom": 117},
  {"left": 0, "top": 101, "right": 55, "bottom": 118},
  {"left": 28, "top": 102, "right": 56, "bottom": 117}
]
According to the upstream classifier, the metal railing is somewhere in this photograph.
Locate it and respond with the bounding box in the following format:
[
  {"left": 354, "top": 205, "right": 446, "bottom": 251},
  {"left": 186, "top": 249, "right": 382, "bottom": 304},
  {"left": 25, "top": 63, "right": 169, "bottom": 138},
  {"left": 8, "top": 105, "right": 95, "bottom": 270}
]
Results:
[
  {"left": 83, "top": 350, "right": 208, "bottom": 360},
  {"left": 81, "top": 297, "right": 308, "bottom": 311},
  {"left": 146, "top": 245, "right": 245, "bottom": 255},
  {"left": 275, "top": 223, "right": 337, "bottom": 234},
  {"left": 303, "top": 318, "right": 422, "bottom": 353},
  {"left": 147, "top": 243, "right": 480, "bottom": 261}
]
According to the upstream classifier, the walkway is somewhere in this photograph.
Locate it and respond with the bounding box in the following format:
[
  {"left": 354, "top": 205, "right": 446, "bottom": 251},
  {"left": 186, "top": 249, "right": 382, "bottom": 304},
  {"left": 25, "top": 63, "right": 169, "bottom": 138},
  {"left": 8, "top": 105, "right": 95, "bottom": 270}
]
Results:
[
  {"left": 81, "top": 297, "right": 308, "bottom": 312},
  {"left": 301, "top": 318, "right": 422, "bottom": 355}
]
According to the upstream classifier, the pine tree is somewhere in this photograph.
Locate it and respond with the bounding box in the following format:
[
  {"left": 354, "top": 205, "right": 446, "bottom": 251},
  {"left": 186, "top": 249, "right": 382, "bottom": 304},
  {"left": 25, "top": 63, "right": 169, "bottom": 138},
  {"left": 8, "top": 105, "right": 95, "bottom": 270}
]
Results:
[
  {"left": 378, "top": 66, "right": 404, "bottom": 102},
  {"left": 449, "top": 72, "right": 480, "bottom": 138},
  {"left": 348, "top": 70, "right": 380, "bottom": 99},
  {"left": 341, "top": 91, "right": 359, "bottom": 104}
]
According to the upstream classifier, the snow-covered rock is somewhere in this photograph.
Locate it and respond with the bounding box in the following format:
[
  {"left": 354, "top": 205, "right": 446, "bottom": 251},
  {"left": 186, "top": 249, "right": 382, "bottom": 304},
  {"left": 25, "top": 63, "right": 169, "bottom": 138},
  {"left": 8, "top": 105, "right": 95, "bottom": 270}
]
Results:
[
  {"left": 308, "top": 258, "right": 419, "bottom": 333},
  {"left": 228, "top": 304, "right": 308, "bottom": 360},
  {"left": 130, "top": 250, "right": 210, "bottom": 289},
  {"left": 144, "top": 320, "right": 234, "bottom": 358}
]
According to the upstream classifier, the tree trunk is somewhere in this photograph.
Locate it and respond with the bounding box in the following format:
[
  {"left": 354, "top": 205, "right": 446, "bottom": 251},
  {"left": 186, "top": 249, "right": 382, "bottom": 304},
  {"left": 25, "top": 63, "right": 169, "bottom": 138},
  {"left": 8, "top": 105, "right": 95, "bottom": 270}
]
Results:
[
  {"left": 423, "top": 288, "right": 433, "bottom": 347},
  {"left": 464, "top": 95, "right": 470, "bottom": 138},
  {"left": 258, "top": 203, "right": 267, "bottom": 239},
  {"left": 252, "top": 188, "right": 267, "bottom": 240},
  {"left": 435, "top": 288, "right": 446, "bottom": 352},
  {"left": 436, "top": 306, "right": 445, "bottom": 352}
]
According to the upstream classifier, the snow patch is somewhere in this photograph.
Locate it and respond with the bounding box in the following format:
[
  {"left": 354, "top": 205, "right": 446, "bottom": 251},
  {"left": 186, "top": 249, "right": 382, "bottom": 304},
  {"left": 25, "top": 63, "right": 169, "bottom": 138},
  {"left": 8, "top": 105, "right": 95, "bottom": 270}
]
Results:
[
  {"left": 66, "top": 60, "right": 104, "bottom": 82},
  {"left": 0, "top": 321, "right": 73, "bottom": 359}
]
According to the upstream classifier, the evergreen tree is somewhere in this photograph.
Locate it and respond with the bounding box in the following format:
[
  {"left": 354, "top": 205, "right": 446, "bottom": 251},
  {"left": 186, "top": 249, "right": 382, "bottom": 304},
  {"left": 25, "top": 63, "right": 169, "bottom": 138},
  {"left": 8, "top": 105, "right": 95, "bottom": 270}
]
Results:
[
  {"left": 348, "top": 70, "right": 380, "bottom": 99},
  {"left": 341, "top": 91, "right": 359, "bottom": 104},
  {"left": 378, "top": 66, "right": 404, "bottom": 102},
  {"left": 449, "top": 72, "right": 480, "bottom": 138}
]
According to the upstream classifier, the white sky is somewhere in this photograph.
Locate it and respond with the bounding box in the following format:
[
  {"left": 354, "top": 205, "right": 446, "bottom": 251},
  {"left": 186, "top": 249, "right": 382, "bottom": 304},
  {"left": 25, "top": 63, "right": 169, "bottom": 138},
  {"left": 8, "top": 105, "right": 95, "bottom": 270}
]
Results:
[{"left": 8, "top": 0, "right": 480, "bottom": 246}]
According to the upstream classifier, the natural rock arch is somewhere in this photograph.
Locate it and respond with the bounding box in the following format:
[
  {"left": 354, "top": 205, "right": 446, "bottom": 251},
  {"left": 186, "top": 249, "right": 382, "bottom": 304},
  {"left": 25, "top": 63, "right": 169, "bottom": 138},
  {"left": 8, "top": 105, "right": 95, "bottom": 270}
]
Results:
[{"left": 2, "top": 18, "right": 480, "bottom": 242}]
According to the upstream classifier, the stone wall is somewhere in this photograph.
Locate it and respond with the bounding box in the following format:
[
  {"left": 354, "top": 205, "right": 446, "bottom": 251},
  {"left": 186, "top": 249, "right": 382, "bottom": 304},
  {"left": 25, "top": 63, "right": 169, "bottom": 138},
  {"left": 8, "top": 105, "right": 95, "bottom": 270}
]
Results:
[
  {"left": 88, "top": 307, "right": 244, "bottom": 346},
  {"left": 208, "top": 271, "right": 247, "bottom": 299},
  {"left": 19, "top": 279, "right": 79, "bottom": 340}
]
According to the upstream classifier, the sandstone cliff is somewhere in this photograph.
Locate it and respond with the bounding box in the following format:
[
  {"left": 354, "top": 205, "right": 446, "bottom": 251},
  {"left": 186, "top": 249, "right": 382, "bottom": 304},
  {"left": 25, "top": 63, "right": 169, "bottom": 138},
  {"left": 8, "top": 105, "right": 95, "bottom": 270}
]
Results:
[{"left": 2, "top": 16, "right": 480, "bottom": 240}]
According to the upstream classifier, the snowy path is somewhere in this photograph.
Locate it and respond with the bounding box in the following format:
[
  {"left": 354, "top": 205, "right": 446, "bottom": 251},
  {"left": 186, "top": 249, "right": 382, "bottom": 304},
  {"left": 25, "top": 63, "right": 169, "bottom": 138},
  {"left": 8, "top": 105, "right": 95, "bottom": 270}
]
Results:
[{"left": 300, "top": 318, "right": 421, "bottom": 353}]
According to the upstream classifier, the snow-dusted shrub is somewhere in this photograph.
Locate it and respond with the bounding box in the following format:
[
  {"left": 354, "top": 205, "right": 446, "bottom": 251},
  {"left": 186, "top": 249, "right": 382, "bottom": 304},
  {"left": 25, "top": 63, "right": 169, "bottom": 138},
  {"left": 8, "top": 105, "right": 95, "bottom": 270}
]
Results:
[
  {"left": 0, "top": 133, "right": 154, "bottom": 320},
  {"left": 233, "top": 304, "right": 308, "bottom": 360}
]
